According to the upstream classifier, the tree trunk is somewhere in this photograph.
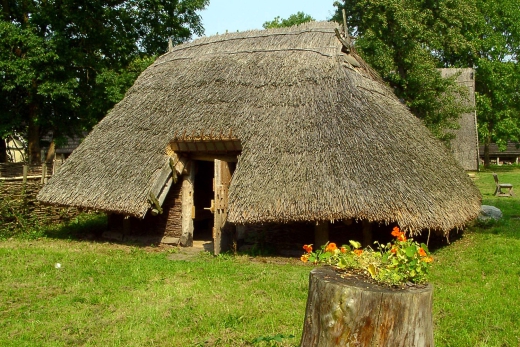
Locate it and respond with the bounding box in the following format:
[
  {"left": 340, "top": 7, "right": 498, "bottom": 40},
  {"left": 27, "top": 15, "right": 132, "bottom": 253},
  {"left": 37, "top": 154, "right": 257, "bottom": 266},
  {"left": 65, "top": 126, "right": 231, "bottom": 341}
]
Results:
[
  {"left": 300, "top": 267, "right": 434, "bottom": 347},
  {"left": 27, "top": 104, "right": 41, "bottom": 164},
  {"left": 45, "top": 141, "right": 56, "bottom": 162},
  {"left": 484, "top": 141, "right": 490, "bottom": 168},
  {"left": 0, "top": 138, "right": 7, "bottom": 163}
]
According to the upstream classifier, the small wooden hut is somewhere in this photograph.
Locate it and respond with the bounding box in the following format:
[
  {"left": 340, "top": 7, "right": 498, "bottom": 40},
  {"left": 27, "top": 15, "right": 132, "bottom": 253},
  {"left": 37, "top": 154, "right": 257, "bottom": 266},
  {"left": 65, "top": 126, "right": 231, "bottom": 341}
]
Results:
[{"left": 38, "top": 22, "right": 481, "bottom": 253}]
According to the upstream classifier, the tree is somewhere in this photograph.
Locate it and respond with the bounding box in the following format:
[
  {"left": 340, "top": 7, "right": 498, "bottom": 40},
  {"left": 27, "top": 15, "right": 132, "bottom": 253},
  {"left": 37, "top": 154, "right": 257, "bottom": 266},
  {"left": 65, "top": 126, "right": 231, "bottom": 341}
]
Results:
[
  {"left": 263, "top": 11, "right": 315, "bottom": 29},
  {"left": 333, "top": 0, "right": 520, "bottom": 159},
  {"left": 332, "top": 1, "right": 474, "bottom": 142},
  {"left": 0, "top": 0, "right": 208, "bottom": 163},
  {"left": 470, "top": 1, "right": 520, "bottom": 166}
]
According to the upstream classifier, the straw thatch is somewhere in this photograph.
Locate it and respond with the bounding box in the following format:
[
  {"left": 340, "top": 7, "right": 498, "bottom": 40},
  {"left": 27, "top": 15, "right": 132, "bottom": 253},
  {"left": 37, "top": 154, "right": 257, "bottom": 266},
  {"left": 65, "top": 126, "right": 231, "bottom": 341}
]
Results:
[{"left": 37, "top": 21, "right": 481, "bottom": 234}]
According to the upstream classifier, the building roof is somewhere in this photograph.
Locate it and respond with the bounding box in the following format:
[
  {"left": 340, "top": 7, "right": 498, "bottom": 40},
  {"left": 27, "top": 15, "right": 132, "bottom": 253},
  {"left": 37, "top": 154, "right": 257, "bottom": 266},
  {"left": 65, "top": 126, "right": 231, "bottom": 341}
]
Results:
[
  {"left": 37, "top": 22, "right": 481, "bottom": 234},
  {"left": 479, "top": 142, "right": 520, "bottom": 158}
]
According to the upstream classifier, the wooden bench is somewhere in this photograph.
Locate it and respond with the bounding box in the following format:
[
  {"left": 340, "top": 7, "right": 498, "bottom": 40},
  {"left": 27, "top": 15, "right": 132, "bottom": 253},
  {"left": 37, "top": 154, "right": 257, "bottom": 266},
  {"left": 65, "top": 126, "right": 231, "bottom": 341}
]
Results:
[{"left": 493, "top": 173, "right": 513, "bottom": 196}]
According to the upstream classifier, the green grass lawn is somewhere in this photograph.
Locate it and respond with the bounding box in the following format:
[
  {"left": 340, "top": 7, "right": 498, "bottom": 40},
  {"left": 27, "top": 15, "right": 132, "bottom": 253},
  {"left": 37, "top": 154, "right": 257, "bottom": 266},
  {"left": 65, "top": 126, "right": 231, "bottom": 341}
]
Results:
[{"left": 1, "top": 166, "right": 520, "bottom": 346}]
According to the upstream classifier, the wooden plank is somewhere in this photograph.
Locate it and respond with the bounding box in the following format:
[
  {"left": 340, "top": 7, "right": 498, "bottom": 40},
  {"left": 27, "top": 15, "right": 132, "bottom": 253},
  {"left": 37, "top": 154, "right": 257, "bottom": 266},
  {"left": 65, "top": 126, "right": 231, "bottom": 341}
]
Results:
[
  {"left": 0, "top": 175, "right": 47, "bottom": 181},
  {"left": 161, "top": 236, "right": 180, "bottom": 245},
  {"left": 213, "top": 159, "right": 233, "bottom": 255},
  {"left": 157, "top": 176, "right": 173, "bottom": 207},
  {"left": 189, "top": 153, "right": 239, "bottom": 163},
  {"left": 150, "top": 160, "right": 172, "bottom": 198}
]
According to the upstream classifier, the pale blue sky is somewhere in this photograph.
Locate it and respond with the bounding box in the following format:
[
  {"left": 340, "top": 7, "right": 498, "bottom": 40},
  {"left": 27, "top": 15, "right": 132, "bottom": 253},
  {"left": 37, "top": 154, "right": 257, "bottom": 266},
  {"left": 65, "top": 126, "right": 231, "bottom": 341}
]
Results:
[{"left": 199, "top": 0, "right": 337, "bottom": 37}]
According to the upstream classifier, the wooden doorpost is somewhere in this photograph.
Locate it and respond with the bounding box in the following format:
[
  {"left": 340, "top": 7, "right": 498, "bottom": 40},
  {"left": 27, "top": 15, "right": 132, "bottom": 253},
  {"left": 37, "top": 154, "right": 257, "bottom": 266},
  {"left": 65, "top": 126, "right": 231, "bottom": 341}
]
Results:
[{"left": 180, "top": 161, "right": 195, "bottom": 246}]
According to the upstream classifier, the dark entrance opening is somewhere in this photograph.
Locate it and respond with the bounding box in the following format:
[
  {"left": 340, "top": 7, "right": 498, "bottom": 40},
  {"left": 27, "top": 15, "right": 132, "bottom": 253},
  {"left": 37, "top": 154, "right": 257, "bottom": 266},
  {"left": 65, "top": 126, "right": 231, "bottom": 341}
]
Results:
[{"left": 193, "top": 160, "right": 214, "bottom": 241}]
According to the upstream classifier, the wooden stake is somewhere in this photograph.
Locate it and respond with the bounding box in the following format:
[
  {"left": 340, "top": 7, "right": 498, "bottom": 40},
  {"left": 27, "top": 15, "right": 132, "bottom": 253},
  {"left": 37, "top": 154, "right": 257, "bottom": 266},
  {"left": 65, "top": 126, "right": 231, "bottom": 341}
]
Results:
[
  {"left": 22, "top": 165, "right": 28, "bottom": 184},
  {"left": 314, "top": 221, "right": 329, "bottom": 248},
  {"left": 41, "top": 163, "right": 47, "bottom": 184}
]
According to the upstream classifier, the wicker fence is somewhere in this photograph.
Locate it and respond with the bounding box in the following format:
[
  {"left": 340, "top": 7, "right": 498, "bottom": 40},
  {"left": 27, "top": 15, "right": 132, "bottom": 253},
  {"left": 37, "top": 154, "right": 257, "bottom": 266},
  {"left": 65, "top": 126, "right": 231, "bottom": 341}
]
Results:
[{"left": 0, "top": 162, "right": 80, "bottom": 232}]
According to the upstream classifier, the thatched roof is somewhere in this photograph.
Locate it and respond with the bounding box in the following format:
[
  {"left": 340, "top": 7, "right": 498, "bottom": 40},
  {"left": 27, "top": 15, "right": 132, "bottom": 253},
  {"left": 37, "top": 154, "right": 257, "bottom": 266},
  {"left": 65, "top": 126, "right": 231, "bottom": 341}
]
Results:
[{"left": 38, "top": 21, "right": 481, "bottom": 234}]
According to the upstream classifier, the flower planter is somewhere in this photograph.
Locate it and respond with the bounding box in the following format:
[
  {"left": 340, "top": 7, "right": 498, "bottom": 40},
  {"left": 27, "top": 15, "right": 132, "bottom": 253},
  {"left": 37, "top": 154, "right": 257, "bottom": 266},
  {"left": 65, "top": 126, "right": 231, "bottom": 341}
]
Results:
[{"left": 300, "top": 266, "right": 434, "bottom": 347}]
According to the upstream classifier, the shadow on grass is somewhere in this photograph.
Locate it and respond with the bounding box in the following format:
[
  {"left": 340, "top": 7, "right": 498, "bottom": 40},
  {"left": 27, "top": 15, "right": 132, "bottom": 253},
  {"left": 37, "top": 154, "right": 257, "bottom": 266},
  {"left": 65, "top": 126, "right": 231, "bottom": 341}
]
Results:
[
  {"left": 42, "top": 212, "right": 108, "bottom": 241},
  {"left": 42, "top": 213, "right": 175, "bottom": 248}
]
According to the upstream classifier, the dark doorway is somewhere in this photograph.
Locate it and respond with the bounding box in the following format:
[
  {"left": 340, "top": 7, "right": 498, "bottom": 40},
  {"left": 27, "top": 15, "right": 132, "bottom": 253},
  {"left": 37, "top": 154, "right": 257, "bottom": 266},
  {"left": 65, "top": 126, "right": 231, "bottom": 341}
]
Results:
[{"left": 193, "top": 160, "right": 214, "bottom": 241}]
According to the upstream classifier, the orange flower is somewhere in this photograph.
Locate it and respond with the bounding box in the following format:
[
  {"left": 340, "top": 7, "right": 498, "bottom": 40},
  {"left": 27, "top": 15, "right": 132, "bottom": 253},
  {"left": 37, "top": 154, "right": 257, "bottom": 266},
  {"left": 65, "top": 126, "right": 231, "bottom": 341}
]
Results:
[
  {"left": 303, "top": 244, "right": 313, "bottom": 253},
  {"left": 391, "top": 226, "right": 407, "bottom": 241},
  {"left": 391, "top": 226, "right": 401, "bottom": 237},
  {"left": 325, "top": 243, "right": 337, "bottom": 253},
  {"left": 340, "top": 247, "right": 347, "bottom": 253},
  {"left": 300, "top": 255, "right": 309, "bottom": 263},
  {"left": 390, "top": 246, "right": 397, "bottom": 254},
  {"left": 353, "top": 249, "right": 363, "bottom": 256},
  {"left": 418, "top": 248, "right": 427, "bottom": 257}
]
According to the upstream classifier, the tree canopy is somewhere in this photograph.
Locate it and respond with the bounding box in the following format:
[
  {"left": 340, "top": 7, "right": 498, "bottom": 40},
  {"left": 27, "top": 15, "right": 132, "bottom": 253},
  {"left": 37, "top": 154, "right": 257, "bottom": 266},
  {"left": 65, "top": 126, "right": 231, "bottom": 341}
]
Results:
[
  {"left": 262, "top": 11, "right": 315, "bottom": 29},
  {"left": 0, "top": 0, "right": 208, "bottom": 163},
  {"left": 333, "top": 0, "right": 520, "bottom": 163}
]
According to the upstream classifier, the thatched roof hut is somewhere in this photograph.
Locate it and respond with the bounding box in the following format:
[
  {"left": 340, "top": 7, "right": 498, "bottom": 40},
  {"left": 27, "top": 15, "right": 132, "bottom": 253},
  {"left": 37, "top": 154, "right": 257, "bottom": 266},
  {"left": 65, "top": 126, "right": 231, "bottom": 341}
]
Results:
[{"left": 38, "top": 22, "right": 481, "bottom": 242}]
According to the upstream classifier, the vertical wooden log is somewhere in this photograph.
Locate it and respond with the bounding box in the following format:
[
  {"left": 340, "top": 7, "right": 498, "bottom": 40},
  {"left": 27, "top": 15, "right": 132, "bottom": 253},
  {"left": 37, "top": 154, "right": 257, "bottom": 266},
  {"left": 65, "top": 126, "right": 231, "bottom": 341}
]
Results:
[
  {"left": 53, "top": 158, "right": 62, "bottom": 175},
  {"left": 362, "top": 220, "right": 372, "bottom": 247},
  {"left": 41, "top": 163, "right": 47, "bottom": 184},
  {"left": 300, "top": 267, "right": 434, "bottom": 347},
  {"left": 22, "top": 165, "right": 28, "bottom": 194},
  {"left": 22, "top": 165, "right": 28, "bottom": 183},
  {"left": 180, "top": 161, "right": 195, "bottom": 247},
  {"left": 314, "top": 222, "right": 329, "bottom": 248}
]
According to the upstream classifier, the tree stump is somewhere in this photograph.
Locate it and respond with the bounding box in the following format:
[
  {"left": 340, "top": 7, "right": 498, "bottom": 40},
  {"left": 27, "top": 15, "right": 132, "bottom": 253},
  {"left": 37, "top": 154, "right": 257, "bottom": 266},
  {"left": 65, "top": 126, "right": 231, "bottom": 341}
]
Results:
[{"left": 300, "top": 267, "right": 434, "bottom": 347}]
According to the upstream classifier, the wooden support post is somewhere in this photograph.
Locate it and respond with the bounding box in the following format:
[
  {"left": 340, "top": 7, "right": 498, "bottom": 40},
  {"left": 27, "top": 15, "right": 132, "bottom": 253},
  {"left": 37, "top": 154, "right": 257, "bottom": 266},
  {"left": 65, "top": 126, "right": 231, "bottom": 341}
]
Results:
[
  {"left": 300, "top": 267, "right": 434, "bottom": 347},
  {"left": 314, "top": 222, "right": 329, "bottom": 248},
  {"left": 22, "top": 165, "right": 28, "bottom": 194},
  {"left": 54, "top": 160, "right": 61, "bottom": 174},
  {"left": 180, "top": 161, "right": 195, "bottom": 247},
  {"left": 362, "top": 220, "right": 372, "bottom": 247},
  {"left": 41, "top": 163, "right": 47, "bottom": 184},
  {"left": 22, "top": 165, "right": 28, "bottom": 184}
]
